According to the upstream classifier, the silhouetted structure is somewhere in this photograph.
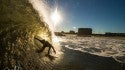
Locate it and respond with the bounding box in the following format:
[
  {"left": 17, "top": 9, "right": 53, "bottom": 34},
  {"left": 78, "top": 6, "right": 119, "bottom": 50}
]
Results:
[
  {"left": 55, "top": 32, "right": 65, "bottom": 36},
  {"left": 105, "top": 32, "right": 125, "bottom": 37},
  {"left": 78, "top": 28, "right": 92, "bottom": 36},
  {"left": 61, "top": 31, "right": 65, "bottom": 34},
  {"left": 69, "top": 30, "right": 75, "bottom": 34},
  {"left": 92, "top": 34, "right": 105, "bottom": 37}
]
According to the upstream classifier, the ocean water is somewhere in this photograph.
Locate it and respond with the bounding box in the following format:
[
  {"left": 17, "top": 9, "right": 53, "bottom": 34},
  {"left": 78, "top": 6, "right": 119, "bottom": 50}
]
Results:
[{"left": 59, "top": 35, "right": 125, "bottom": 63}]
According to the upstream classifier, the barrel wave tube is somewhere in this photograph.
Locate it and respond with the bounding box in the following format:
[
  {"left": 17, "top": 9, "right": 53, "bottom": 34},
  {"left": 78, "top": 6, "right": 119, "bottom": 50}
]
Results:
[{"left": 0, "top": 0, "right": 54, "bottom": 70}]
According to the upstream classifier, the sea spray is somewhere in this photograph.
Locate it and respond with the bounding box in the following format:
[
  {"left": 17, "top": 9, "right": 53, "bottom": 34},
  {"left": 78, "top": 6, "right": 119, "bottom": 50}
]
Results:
[{"left": 28, "top": 0, "right": 54, "bottom": 31}]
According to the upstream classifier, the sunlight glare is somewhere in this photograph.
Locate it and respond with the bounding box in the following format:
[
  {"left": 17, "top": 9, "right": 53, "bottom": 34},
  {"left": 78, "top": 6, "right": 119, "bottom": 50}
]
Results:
[{"left": 51, "top": 8, "right": 61, "bottom": 25}]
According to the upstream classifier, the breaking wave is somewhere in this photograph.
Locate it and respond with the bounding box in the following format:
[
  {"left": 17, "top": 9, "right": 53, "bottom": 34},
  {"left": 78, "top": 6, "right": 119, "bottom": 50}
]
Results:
[{"left": 0, "top": 0, "right": 54, "bottom": 69}]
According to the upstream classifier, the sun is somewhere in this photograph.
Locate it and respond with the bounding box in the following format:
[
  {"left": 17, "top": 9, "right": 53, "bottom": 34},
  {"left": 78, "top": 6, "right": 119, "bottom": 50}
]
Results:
[{"left": 51, "top": 8, "right": 61, "bottom": 25}]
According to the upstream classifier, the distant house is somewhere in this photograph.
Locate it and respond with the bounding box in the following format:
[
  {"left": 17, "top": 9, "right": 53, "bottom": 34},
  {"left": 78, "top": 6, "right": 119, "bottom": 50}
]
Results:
[
  {"left": 69, "top": 30, "right": 75, "bottom": 34},
  {"left": 54, "top": 32, "right": 65, "bottom": 36},
  {"left": 77, "top": 28, "right": 92, "bottom": 36}
]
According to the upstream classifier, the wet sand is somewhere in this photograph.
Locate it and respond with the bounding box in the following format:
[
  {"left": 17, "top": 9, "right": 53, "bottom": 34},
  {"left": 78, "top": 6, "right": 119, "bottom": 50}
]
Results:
[{"left": 52, "top": 46, "right": 125, "bottom": 70}]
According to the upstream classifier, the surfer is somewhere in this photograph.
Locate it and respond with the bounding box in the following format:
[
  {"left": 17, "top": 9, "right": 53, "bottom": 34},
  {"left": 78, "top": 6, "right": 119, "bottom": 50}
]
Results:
[{"left": 35, "top": 38, "right": 56, "bottom": 55}]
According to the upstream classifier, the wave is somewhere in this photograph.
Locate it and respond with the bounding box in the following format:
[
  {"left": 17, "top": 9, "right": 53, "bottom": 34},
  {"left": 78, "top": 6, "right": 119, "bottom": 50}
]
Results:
[{"left": 0, "top": 0, "right": 52, "bottom": 70}]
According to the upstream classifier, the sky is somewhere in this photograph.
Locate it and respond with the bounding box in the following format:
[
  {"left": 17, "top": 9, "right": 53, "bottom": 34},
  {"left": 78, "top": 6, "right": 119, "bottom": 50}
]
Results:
[{"left": 47, "top": 0, "right": 125, "bottom": 34}]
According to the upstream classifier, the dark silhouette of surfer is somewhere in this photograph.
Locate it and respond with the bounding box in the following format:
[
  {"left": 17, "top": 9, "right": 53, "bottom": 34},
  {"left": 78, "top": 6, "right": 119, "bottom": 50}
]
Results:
[{"left": 35, "top": 38, "right": 56, "bottom": 55}]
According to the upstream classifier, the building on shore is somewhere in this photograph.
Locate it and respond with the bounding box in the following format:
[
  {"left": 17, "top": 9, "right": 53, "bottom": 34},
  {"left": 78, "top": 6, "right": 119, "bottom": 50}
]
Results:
[
  {"left": 77, "top": 28, "right": 92, "bottom": 36},
  {"left": 69, "top": 30, "right": 75, "bottom": 34},
  {"left": 105, "top": 32, "right": 125, "bottom": 37},
  {"left": 54, "top": 32, "right": 65, "bottom": 36}
]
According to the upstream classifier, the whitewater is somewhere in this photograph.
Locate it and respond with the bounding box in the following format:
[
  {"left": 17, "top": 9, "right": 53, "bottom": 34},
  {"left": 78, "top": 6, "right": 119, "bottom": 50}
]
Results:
[{"left": 58, "top": 35, "right": 125, "bottom": 63}]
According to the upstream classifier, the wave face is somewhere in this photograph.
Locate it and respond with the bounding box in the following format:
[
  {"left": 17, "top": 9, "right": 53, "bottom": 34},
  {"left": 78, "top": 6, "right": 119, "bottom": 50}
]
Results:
[
  {"left": 0, "top": 0, "right": 52, "bottom": 69},
  {"left": 60, "top": 35, "right": 125, "bottom": 63}
]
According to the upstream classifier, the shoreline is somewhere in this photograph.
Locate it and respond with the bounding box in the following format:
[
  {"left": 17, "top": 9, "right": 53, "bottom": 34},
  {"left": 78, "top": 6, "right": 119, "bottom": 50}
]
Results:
[{"left": 53, "top": 46, "right": 125, "bottom": 70}]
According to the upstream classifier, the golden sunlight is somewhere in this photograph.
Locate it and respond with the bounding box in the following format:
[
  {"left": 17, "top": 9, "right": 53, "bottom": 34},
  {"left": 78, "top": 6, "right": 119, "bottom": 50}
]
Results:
[{"left": 51, "top": 8, "right": 61, "bottom": 25}]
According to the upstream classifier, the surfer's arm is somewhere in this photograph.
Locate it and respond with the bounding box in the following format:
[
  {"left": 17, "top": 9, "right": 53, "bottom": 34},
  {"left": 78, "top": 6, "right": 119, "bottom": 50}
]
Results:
[
  {"left": 51, "top": 45, "right": 56, "bottom": 54},
  {"left": 35, "top": 38, "right": 43, "bottom": 43},
  {"left": 35, "top": 38, "right": 40, "bottom": 41}
]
